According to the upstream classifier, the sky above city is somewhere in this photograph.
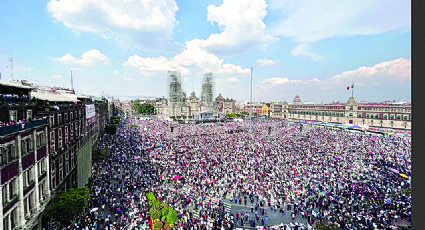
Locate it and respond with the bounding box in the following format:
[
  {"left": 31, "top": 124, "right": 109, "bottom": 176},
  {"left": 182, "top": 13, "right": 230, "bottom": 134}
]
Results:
[{"left": 0, "top": 0, "right": 411, "bottom": 103}]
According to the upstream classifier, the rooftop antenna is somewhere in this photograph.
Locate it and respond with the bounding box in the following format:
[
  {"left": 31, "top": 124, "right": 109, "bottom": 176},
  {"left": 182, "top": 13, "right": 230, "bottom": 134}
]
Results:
[
  {"left": 71, "top": 70, "right": 74, "bottom": 92},
  {"left": 9, "top": 57, "right": 13, "bottom": 80}
]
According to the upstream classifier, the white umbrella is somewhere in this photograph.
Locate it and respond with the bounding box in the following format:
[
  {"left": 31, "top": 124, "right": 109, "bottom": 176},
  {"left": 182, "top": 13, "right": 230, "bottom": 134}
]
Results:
[{"left": 90, "top": 207, "right": 99, "bottom": 213}]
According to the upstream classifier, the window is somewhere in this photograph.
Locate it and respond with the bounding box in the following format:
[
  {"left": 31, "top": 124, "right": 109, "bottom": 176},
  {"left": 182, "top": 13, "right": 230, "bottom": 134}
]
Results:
[
  {"left": 0, "top": 147, "right": 5, "bottom": 166},
  {"left": 65, "top": 126, "right": 68, "bottom": 144},
  {"left": 70, "top": 151, "right": 74, "bottom": 168},
  {"left": 3, "top": 207, "right": 18, "bottom": 230},
  {"left": 38, "top": 158, "right": 46, "bottom": 175},
  {"left": 11, "top": 207, "right": 18, "bottom": 229},
  {"left": 403, "top": 115, "right": 408, "bottom": 120},
  {"left": 50, "top": 131, "right": 55, "bottom": 154},
  {"left": 59, "top": 156, "right": 63, "bottom": 181},
  {"left": 21, "top": 140, "right": 27, "bottom": 155},
  {"left": 50, "top": 115, "right": 54, "bottom": 127},
  {"left": 366, "top": 114, "right": 370, "bottom": 118},
  {"left": 8, "top": 178, "right": 18, "bottom": 200},
  {"left": 70, "top": 112, "right": 73, "bottom": 121},
  {"left": 390, "top": 114, "right": 395, "bottom": 120},
  {"left": 39, "top": 180, "right": 47, "bottom": 201},
  {"left": 23, "top": 167, "right": 34, "bottom": 188},
  {"left": 3, "top": 214, "right": 9, "bottom": 230},
  {"left": 66, "top": 152, "right": 70, "bottom": 172},
  {"left": 26, "top": 109, "right": 32, "bottom": 120},
  {"left": 349, "top": 113, "right": 353, "bottom": 117},
  {"left": 70, "top": 124, "right": 74, "bottom": 141},
  {"left": 24, "top": 192, "right": 34, "bottom": 217},
  {"left": 58, "top": 128, "right": 62, "bottom": 148},
  {"left": 7, "top": 144, "right": 16, "bottom": 163},
  {"left": 375, "top": 114, "right": 379, "bottom": 119},
  {"left": 37, "top": 132, "right": 45, "bottom": 148},
  {"left": 65, "top": 113, "right": 68, "bottom": 123},
  {"left": 396, "top": 115, "right": 401, "bottom": 120},
  {"left": 2, "top": 185, "right": 7, "bottom": 205},
  {"left": 9, "top": 110, "right": 17, "bottom": 121},
  {"left": 383, "top": 114, "right": 388, "bottom": 119},
  {"left": 51, "top": 162, "right": 56, "bottom": 189},
  {"left": 358, "top": 113, "right": 362, "bottom": 118},
  {"left": 58, "top": 114, "right": 62, "bottom": 125},
  {"left": 27, "top": 137, "right": 33, "bottom": 152}
]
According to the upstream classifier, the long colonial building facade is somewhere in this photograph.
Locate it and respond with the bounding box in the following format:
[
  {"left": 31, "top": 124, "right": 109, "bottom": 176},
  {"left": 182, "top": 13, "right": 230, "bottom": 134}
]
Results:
[
  {"left": 270, "top": 95, "right": 411, "bottom": 130},
  {"left": 0, "top": 80, "right": 108, "bottom": 230}
]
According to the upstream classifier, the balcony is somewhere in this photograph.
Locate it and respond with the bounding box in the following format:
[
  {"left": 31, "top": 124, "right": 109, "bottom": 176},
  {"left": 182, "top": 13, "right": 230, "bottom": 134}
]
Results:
[{"left": 0, "top": 119, "right": 48, "bottom": 136}]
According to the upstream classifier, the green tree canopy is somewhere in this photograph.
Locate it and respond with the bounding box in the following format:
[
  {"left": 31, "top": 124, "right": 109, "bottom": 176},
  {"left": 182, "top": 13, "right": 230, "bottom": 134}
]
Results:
[
  {"left": 132, "top": 100, "right": 155, "bottom": 115},
  {"left": 105, "top": 124, "right": 117, "bottom": 135},
  {"left": 44, "top": 188, "right": 90, "bottom": 226}
]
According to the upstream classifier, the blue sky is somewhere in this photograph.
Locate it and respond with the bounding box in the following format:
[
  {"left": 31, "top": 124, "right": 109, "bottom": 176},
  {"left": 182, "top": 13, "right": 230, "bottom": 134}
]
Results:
[{"left": 0, "top": 0, "right": 411, "bottom": 103}]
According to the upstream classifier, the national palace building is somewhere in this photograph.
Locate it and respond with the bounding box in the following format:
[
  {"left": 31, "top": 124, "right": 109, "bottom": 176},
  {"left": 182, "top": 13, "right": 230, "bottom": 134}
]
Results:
[{"left": 268, "top": 95, "right": 411, "bottom": 130}]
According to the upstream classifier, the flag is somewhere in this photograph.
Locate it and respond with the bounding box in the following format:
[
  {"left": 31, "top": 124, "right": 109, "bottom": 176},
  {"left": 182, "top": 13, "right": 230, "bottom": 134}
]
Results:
[{"left": 347, "top": 86, "right": 350, "bottom": 90}]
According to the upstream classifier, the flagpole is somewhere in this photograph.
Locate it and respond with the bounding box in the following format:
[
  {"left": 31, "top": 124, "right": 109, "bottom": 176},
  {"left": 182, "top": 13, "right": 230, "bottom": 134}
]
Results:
[
  {"left": 249, "top": 67, "right": 253, "bottom": 133},
  {"left": 351, "top": 82, "right": 354, "bottom": 98}
]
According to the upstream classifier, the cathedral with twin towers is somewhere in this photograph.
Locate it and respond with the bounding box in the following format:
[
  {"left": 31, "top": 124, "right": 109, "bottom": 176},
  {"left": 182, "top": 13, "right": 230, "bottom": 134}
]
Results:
[{"left": 155, "top": 71, "right": 237, "bottom": 119}]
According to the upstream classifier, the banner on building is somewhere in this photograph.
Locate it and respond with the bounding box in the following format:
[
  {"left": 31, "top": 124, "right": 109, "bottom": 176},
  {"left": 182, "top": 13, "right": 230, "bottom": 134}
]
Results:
[{"left": 86, "top": 104, "right": 96, "bottom": 125}]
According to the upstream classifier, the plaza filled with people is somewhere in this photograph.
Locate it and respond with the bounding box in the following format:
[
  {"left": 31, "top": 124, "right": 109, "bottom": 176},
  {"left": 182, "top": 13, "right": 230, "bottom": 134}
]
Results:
[{"left": 75, "top": 117, "right": 411, "bottom": 229}]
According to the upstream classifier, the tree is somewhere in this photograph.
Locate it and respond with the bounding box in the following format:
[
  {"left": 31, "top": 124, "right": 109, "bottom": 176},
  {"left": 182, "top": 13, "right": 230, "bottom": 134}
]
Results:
[
  {"left": 132, "top": 100, "right": 155, "bottom": 115},
  {"left": 44, "top": 188, "right": 90, "bottom": 226},
  {"left": 92, "top": 148, "right": 109, "bottom": 161},
  {"left": 139, "top": 103, "right": 155, "bottom": 114},
  {"left": 110, "top": 116, "right": 120, "bottom": 124},
  {"left": 131, "top": 99, "right": 141, "bottom": 113},
  {"left": 105, "top": 124, "right": 117, "bottom": 135}
]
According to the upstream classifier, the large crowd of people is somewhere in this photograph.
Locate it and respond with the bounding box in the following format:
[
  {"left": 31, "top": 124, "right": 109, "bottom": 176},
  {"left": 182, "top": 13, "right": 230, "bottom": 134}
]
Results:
[{"left": 73, "top": 117, "right": 411, "bottom": 229}]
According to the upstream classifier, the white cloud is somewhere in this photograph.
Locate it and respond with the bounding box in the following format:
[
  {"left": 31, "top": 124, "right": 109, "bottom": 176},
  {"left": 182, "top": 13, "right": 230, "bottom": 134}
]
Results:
[
  {"left": 227, "top": 77, "right": 240, "bottom": 83},
  {"left": 124, "top": 42, "right": 250, "bottom": 77},
  {"left": 123, "top": 55, "right": 190, "bottom": 76},
  {"left": 55, "top": 49, "right": 110, "bottom": 66},
  {"left": 256, "top": 58, "right": 276, "bottom": 66},
  {"left": 330, "top": 58, "right": 411, "bottom": 84},
  {"left": 260, "top": 58, "right": 410, "bottom": 95},
  {"left": 120, "top": 76, "right": 135, "bottom": 82},
  {"left": 218, "top": 64, "right": 250, "bottom": 74},
  {"left": 263, "top": 77, "right": 290, "bottom": 85},
  {"left": 51, "top": 74, "right": 63, "bottom": 79},
  {"left": 198, "top": 0, "right": 277, "bottom": 55},
  {"left": 291, "top": 44, "right": 322, "bottom": 61},
  {"left": 47, "top": 0, "right": 179, "bottom": 50},
  {"left": 269, "top": 0, "right": 410, "bottom": 59},
  {"left": 70, "top": 67, "right": 83, "bottom": 71}
]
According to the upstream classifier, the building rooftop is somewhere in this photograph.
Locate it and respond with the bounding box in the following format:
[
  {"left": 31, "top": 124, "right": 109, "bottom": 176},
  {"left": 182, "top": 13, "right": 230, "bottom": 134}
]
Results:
[{"left": 31, "top": 91, "right": 78, "bottom": 102}]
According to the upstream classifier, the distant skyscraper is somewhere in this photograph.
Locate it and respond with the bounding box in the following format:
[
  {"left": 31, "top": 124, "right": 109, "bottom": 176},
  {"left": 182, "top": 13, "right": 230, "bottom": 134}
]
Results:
[{"left": 201, "top": 72, "right": 215, "bottom": 112}]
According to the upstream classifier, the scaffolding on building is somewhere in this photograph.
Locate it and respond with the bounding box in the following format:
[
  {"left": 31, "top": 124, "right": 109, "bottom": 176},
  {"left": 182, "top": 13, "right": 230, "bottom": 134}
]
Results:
[
  {"left": 167, "top": 71, "right": 185, "bottom": 116},
  {"left": 201, "top": 72, "right": 215, "bottom": 113}
]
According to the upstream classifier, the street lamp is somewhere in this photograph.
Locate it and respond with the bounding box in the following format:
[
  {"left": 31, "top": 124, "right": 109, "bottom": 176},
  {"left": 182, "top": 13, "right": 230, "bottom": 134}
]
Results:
[{"left": 249, "top": 67, "right": 253, "bottom": 133}]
